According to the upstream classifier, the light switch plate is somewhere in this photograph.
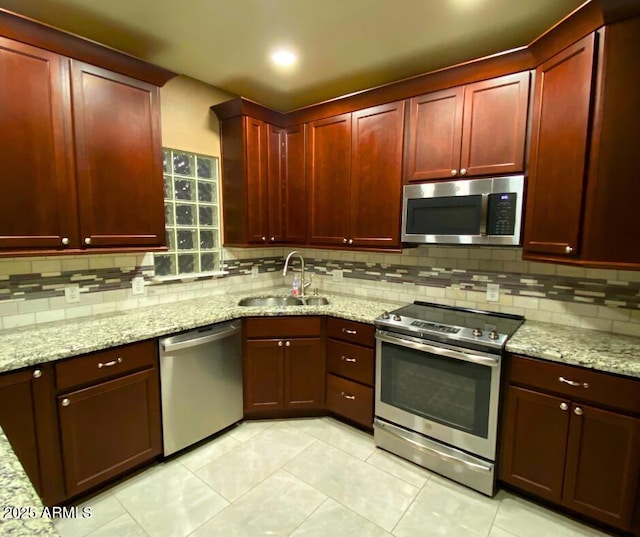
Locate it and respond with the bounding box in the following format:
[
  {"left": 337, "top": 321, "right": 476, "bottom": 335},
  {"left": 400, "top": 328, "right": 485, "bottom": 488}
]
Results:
[
  {"left": 64, "top": 284, "right": 80, "bottom": 304},
  {"left": 332, "top": 269, "right": 343, "bottom": 282},
  {"left": 252, "top": 265, "right": 259, "bottom": 279},
  {"left": 486, "top": 283, "right": 500, "bottom": 302},
  {"left": 132, "top": 277, "right": 146, "bottom": 296}
]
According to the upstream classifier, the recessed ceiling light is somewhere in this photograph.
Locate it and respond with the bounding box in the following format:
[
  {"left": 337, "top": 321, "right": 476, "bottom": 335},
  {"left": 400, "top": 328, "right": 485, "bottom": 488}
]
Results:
[{"left": 271, "top": 50, "right": 297, "bottom": 67}]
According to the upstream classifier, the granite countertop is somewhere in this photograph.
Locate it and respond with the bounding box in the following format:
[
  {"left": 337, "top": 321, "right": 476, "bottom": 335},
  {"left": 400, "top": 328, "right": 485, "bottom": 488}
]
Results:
[
  {"left": 0, "top": 428, "right": 59, "bottom": 537},
  {"left": 506, "top": 320, "right": 640, "bottom": 379}
]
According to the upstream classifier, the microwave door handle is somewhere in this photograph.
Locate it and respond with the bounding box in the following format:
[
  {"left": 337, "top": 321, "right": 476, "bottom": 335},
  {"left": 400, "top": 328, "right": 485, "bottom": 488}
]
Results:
[{"left": 480, "top": 193, "right": 489, "bottom": 236}]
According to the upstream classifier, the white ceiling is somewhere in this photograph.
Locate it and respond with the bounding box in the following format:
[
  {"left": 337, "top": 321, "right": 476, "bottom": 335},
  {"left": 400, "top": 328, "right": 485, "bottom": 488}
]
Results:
[{"left": 0, "top": 0, "right": 586, "bottom": 111}]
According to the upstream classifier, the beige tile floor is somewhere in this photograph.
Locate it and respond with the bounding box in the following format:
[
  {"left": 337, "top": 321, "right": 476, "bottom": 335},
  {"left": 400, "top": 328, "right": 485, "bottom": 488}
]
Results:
[{"left": 55, "top": 418, "right": 613, "bottom": 537}]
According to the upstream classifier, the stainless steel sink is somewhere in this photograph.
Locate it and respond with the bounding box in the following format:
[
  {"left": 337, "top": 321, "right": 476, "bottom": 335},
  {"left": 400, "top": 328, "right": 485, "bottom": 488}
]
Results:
[
  {"left": 299, "top": 297, "right": 330, "bottom": 306},
  {"left": 237, "top": 296, "right": 330, "bottom": 307}
]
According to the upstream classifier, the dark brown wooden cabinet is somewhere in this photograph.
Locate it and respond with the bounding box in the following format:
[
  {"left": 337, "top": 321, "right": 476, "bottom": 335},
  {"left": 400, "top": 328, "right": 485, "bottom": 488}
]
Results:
[
  {"left": 404, "top": 72, "right": 530, "bottom": 183},
  {"left": 0, "top": 34, "right": 170, "bottom": 256},
  {"left": 0, "top": 364, "right": 65, "bottom": 506},
  {"left": 524, "top": 20, "right": 640, "bottom": 269},
  {"left": 55, "top": 340, "right": 162, "bottom": 498},
  {"left": 325, "top": 318, "right": 376, "bottom": 429},
  {"left": 243, "top": 317, "right": 325, "bottom": 416},
  {"left": 500, "top": 354, "right": 640, "bottom": 533},
  {"left": 307, "top": 102, "right": 405, "bottom": 249}
]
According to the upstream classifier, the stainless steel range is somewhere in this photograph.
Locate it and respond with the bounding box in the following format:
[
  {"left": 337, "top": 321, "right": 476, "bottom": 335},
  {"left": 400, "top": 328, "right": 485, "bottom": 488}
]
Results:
[{"left": 374, "top": 301, "right": 524, "bottom": 496}]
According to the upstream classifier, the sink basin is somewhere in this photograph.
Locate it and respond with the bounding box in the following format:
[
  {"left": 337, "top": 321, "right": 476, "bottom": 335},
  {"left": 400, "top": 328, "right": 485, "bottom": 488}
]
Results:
[
  {"left": 300, "top": 297, "right": 330, "bottom": 306},
  {"left": 238, "top": 297, "right": 304, "bottom": 307}
]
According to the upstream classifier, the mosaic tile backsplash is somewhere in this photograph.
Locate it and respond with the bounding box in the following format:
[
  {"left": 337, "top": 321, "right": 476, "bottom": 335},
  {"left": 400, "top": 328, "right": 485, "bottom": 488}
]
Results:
[{"left": 0, "top": 247, "right": 639, "bottom": 336}]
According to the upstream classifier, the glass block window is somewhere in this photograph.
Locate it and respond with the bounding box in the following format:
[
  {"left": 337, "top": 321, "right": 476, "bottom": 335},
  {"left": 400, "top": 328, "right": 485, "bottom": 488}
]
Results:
[{"left": 155, "top": 149, "right": 222, "bottom": 277}]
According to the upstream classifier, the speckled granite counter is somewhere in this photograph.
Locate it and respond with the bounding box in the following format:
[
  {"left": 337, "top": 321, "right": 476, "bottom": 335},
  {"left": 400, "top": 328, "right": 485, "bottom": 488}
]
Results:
[
  {"left": 506, "top": 320, "right": 640, "bottom": 379},
  {"left": 0, "top": 428, "right": 58, "bottom": 537},
  {"left": 0, "top": 288, "right": 403, "bottom": 375}
]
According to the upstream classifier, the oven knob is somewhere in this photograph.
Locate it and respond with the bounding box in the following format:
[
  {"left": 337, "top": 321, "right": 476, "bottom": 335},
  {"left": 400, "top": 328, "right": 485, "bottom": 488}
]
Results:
[
  {"left": 489, "top": 330, "right": 500, "bottom": 340},
  {"left": 472, "top": 328, "right": 482, "bottom": 337},
  {"left": 393, "top": 314, "right": 402, "bottom": 322},
  {"left": 381, "top": 311, "right": 390, "bottom": 320}
]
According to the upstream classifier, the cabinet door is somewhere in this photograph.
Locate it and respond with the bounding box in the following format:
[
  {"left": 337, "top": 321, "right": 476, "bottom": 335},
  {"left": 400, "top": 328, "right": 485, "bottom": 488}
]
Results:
[
  {"left": 350, "top": 102, "right": 404, "bottom": 248},
  {"left": 499, "top": 386, "right": 570, "bottom": 503},
  {"left": 523, "top": 34, "right": 596, "bottom": 259},
  {"left": 244, "top": 339, "right": 284, "bottom": 411},
  {"left": 460, "top": 72, "right": 530, "bottom": 177},
  {"left": 0, "top": 37, "right": 78, "bottom": 251},
  {"left": 0, "top": 365, "right": 65, "bottom": 506},
  {"left": 284, "top": 338, "right": 325, "bottom": 409},
  {"left": 282, "top": 125, "right": 307, "bottom": 244},
  {"left": 71, "top": 60, "right": 165, "bottom": 249},
  {"left": 58, "top": 368, "right": 162, "bottom": 497},
  {"left": 267, "top": 124, "right": 283, "bottom": 244},
  {"left": 563, "top": 404, "right": 640, "bottom": 531},
  {"left": 244, "top": 117, "right": 269, "bottom": 244},
  {"left": 307, "top": 114, "right": 351, "bottom": 245},
  {"left": 404, "top": 87, "right": 464, "bottom": 182}
]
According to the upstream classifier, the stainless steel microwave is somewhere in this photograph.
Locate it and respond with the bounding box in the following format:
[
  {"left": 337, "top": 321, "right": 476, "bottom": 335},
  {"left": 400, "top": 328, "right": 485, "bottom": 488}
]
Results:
[{"left": 402, "top": 175, "right": 525, "bottom": 246}]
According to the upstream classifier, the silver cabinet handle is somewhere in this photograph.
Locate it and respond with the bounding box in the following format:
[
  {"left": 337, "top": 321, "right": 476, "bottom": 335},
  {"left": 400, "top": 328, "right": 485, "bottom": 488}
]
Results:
[
  {"left": 84, "top": 237, "right": 91, "bottom": 245},
  {"left": 61, "top": 398, "right": 70, "bottom": 407},
  {"left": 270, "top": 236, "right": 275, "bottom": 242},
  {"left": 565, "top": 245, "right": 573, "bottom": 254},
  {"left": 342, "top": 328, "right": 357, "bottom": 335},
  {"left": 98, "top": 357, "right": 123, "bottom": 369},
  {"left": 341, "top": 392, "right": 356, "bottom": 400},
  {"left": 348, "top": 239, "right": 353, "bottom": 245},
  {"left": 261, "top": 236, "right": 266, "bottom": 242},
  {"left": 341, "top": 356, "right": 356, "bottom": 363},
  {"left": 559, "top": 376, "right": 589, "bottom": 389},
  {"left": 285, "top": 341, "right": 291, "bottom": 347},
  {"left": 460, "top": 168, "right": 467, "bottom": 176},
  {"left": 451, "top": 169, "right": 458, "bottom": 176},
  {"left": 33, "top": 369, "right": 42, "bottom": 379},
  {"left": 574, "top": 407, "right": 583, "bottom": 416},
  {"left": 278, "top": 340, "right": 283, "bottom": 347},
  {"left": 342, "top": 238, "right": 348, "bottom": 243},
  {"left": 560, "top": 402, "right": 568, "bottom": 411},
  {"left": 61, "top": 237, "right": 69, "bottom": 245}
]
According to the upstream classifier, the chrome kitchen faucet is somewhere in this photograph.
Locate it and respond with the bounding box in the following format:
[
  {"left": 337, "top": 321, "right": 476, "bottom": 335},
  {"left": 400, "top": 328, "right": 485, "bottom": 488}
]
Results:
[{"left": 282, "top": 251, "right": 312, "bottom": 297}]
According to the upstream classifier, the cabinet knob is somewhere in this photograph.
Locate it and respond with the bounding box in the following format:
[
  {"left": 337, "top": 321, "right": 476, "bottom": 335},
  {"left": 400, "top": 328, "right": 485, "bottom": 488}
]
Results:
[
  {"left": 560, "top": 402, "right": 568, "bottom": 411},
  {"left": 84, "top": 237, "right": 92, "bottom": 245},
  {"left": 278, "top": 340, "right": 283, "bottom": 347},
  {"left": 342, "top": 238, "right": 348, "bottom": 244},
  {"left": 61, "top": 237, "right": 69, "bottom": 245},
  {"left": 460, "top": 168, "right": 467, "bottom": 176},
  {"left": 348, "top": 238, "right": 353, "bottom": 245},
  {"left": 285, "top": 341, "right": 291, "bottom": 347},
  {"left": 574, "top": 407, "right": 583, "bottom": 416},
  {"left": 270, "top": 237, "right": 275, "bottom": 242},
  {"left": 61, "top": 398, "right": 70, "bottom": 407},
  {"left": 451, "top": 169, "right": 458, "bottom": 176},
  {"left": 33, "top": 369, "right": 42, "bottom": 379},
  {"left": 565, "top": 245, "right": 573, "bottom": 254},
  {"left": 261, "top": 236, "right": 266, "bottom": 242}
]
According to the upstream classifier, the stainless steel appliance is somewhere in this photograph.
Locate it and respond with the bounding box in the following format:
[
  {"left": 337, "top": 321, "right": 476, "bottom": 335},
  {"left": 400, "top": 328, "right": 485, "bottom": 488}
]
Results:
[
  {"left": 374, "top": 302, "right": 524, "bottom": 496},
  {"left": 159, "top": 321, "right": 243, "bottom": 456},
  {"left": 401, "top": 175, "right": 524, "bottom": 245}
]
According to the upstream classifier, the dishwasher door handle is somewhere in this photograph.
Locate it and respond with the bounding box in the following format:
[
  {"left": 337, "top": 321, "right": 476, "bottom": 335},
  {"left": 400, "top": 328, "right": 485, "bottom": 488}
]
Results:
[{"left": 162, "top": 325, "right": 240, "bottom": 353}]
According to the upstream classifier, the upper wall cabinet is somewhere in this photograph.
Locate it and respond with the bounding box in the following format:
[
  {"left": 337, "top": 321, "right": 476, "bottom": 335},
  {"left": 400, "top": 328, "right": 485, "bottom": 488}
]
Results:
[
  {"left": 404, "top": 72, "right": 530, "bottom": 182},
  {"left": 219, "top": 116, "right": 306, "bottom": 246},
  {"left": 523, "top": 19, "right": 640, "bottom": 269},
  {"left": 307, "top": 101, "right": 405, "bottom": 249},
  {"left": 0, "top": 20, "right": 174, "bottom": 256}
]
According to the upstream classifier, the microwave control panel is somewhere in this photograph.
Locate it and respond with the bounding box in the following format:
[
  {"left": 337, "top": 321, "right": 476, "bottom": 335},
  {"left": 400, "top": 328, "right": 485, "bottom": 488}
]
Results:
[{"left": 487, "top": 193, "right": 517, "bottom": 235}]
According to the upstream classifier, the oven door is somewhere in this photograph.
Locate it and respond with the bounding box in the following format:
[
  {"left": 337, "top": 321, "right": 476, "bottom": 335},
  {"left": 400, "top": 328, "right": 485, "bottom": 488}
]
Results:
[{"left": 375, "top": 330, "right": 501, "bottom": 461}]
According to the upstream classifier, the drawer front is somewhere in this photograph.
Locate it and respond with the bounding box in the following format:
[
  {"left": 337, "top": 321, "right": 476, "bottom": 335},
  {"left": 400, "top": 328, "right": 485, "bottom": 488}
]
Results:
[
  {"left": 327, "top": 339, "right": 374, "bottom": 386},
  {"left": 245, "top": 317, "right": 322, "bottom": 339},
  {"left": 508, "top": 354, "right": 640, "bottom": 414},
  {"left": 326, "top": 374, "right": 373, "bottom": 428},
  {"left": 327, "top": 317, "right": 375, "bottom": 348},
  {"left": 56, "top": 339, "right": 158, "bottom": 392}
]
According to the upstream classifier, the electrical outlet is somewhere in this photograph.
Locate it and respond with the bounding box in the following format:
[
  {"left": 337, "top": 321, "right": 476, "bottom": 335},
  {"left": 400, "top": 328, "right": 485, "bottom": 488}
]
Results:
[
  {"left": 486, "top": 283, "right": 500, "bottom": 302},
  {"left": 252, "top": 265, "right": 259, "bottom": 279},
  {"left": 332, "top": 269, "right": 343, "bottom": 282},
  {"left": 131, "top": 277, "right": 146, "bottom": 296},
  {"left": 64, "top": 284, "right": 80, "bottom": 304}
]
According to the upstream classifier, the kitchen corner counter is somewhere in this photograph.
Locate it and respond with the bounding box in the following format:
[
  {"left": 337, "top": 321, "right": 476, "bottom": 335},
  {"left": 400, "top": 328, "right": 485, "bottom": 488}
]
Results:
[
  {"left": 0, "top": 428, "right": 58, "bottom": 537},
  {"left": 0, "top": 288, "right": 402, "bottom": 375},
  {"left": 506, "top": 320, "right": 640, "bottom": 379}
]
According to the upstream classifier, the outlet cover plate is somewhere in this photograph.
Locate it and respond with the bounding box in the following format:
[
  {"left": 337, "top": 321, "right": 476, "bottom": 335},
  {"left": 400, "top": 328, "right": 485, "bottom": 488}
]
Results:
[
  {"left": 486, "top": 283, "right": 500, "bottom": 302},
  {"left": 332, "top": 269, "right": 343, "bottom": 282},
  {"left": 252, "top": 265, "right": 259, "bottom": 279},
  {"left": 132, "top": 277, "right": 146, "bottom": 296},
  {"left": 64, "top": 285, "right": 80, "bottom": 304}
]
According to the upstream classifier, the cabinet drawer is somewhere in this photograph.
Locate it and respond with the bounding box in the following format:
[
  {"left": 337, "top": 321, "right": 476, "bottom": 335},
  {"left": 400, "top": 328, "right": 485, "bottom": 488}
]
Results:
[
  {"left": 326, "top": 374, "right": 373, "bottom": 429},
  {"left": 55, "top": 340, "right": 158, "bottom": 392},
  {"left": 245, "top": 317, "right": 322, "bottom": 338},
  {"left": 327, "top": 339, "right": 374, "bottom": 386},
  {"left": 327, "top": 317, "right": 375, "bottom": 348},
  {"left": 508, "top": 354, "right": 640, "bottom": 414}
]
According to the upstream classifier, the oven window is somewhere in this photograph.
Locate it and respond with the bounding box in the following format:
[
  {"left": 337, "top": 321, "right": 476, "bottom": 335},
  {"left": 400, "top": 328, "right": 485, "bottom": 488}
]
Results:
[
  {"left": 380, "top": 342, "right": 491, "bottom": 438},
  {"left": 406, "top": 195, "right": 482, "bottom": 235}
]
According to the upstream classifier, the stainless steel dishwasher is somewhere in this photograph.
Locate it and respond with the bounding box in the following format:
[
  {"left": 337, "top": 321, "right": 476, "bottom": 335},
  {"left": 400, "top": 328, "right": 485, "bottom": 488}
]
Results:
[{"left": 159, "top": 321, "right": 243, "bottom": 456}]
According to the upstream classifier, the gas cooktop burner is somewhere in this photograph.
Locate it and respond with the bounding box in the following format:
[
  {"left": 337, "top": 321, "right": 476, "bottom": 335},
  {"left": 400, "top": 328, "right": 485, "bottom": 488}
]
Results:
[{"left": 375, "top": 301, "right": 524, "bottom": 351}]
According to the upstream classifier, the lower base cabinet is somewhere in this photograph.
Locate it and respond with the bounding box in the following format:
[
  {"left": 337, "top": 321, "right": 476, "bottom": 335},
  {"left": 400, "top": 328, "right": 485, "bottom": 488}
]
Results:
[{"left": 500, "top": 355, "right": 640, "bottom": 533}]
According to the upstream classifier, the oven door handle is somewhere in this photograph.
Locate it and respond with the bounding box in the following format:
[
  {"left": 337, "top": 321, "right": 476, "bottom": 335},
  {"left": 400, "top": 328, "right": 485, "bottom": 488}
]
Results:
[{"left": 376, "top": 332, "right": 499, "bottom": 368}]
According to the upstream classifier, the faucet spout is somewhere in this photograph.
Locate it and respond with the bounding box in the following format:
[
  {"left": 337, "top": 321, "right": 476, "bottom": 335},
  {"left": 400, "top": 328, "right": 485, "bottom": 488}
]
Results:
[{"left": 282, "top": 251, "right": 308, "bottom": 297}]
